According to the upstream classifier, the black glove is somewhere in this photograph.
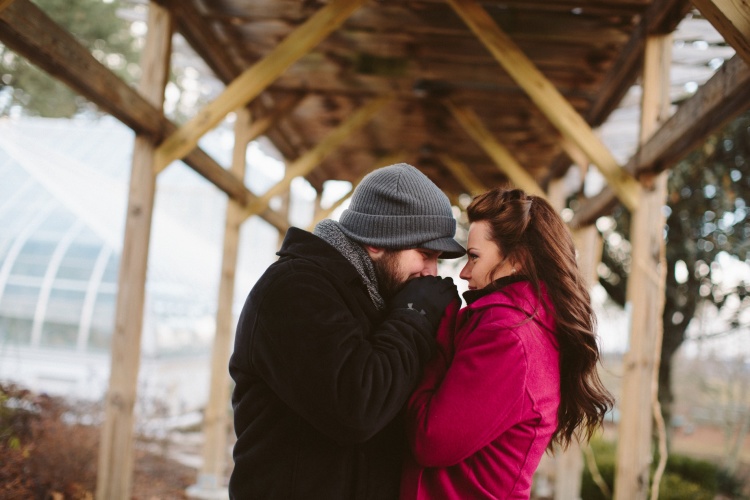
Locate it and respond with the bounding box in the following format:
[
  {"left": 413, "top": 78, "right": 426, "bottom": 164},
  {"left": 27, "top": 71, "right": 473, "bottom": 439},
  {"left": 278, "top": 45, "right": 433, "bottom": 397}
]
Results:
[{"left": 388, "top": 276, "right": 458, "bottom": 329}]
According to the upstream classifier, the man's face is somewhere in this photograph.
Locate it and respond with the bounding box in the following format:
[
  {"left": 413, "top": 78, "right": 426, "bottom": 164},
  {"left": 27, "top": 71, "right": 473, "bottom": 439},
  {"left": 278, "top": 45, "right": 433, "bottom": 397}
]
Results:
[{"left": 371, "top": 248, "right": 441, "bottom": 300}]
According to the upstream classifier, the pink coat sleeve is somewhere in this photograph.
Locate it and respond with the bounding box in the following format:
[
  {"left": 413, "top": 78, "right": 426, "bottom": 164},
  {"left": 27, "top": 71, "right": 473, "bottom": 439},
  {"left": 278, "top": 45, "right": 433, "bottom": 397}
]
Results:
[{"left": 406, "top": 308, "right": 528, "bottom": 467}]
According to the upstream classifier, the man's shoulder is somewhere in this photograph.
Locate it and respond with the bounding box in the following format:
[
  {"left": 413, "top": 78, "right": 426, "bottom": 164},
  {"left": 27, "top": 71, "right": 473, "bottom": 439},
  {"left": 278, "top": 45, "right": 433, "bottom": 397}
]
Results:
[{"left": 254, "top": 251, "right": 350, "bottom": 296}]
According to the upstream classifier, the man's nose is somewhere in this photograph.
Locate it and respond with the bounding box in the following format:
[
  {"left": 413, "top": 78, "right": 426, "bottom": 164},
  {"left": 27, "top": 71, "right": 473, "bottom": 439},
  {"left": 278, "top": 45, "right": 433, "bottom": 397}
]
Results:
[{"left": 421, "top": 261, "right": 438, "bottom": 276}]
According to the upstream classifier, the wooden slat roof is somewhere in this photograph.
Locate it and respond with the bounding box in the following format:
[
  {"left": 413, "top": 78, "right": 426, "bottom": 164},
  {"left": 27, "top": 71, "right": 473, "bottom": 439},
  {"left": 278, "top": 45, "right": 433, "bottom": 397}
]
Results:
[
  {"left": 154, "top": 0, "right": 696, "bottom": 200},
  {"left": 2, "top": 0, "right": 747, "bottom": 223}
]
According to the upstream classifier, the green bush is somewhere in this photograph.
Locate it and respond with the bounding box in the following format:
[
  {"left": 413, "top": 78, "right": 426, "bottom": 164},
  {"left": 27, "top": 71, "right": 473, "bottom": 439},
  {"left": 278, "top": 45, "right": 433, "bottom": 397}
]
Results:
[
  {"left": 658, "top": 473, "right": 713, "bottom": 500},
  {"left": 664, "top": 454, "right": 718, "bottom": 492},
  {"left": 580, "top": 438, "right": 747, "bottom": 499}
]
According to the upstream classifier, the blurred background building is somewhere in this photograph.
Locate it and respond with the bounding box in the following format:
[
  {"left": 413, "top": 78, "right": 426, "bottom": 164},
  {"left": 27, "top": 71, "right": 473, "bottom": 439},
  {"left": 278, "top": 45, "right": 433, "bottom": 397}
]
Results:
[{"left": 0, "top": 116, "right": 298, "bottom": 413}]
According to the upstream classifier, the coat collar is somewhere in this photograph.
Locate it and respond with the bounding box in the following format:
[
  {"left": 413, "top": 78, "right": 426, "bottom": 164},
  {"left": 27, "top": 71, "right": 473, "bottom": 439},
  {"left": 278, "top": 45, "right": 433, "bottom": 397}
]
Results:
[{"left": 462, "top": 275, "right": 529, "bottom": 305}]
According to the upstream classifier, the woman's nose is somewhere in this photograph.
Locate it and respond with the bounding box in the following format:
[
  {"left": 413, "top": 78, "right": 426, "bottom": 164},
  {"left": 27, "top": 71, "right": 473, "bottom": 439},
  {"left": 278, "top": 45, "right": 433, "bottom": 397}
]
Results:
[{"left": 459, "top": 263, "right": 471, "bottom": 281}]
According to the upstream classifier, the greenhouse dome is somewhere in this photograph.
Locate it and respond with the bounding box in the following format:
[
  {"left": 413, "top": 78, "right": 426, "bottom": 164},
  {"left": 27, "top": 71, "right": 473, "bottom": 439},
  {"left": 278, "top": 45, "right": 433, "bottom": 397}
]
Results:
[{"left": 0, "top": 116, "right": 291, "bottom": 408}]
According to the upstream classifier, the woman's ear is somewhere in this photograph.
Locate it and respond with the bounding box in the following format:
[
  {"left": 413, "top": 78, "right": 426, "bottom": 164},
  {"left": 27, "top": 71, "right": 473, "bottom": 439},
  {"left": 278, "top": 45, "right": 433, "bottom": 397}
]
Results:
[{"left": 509, "top": 257, "right": 520, "bottom": 275}]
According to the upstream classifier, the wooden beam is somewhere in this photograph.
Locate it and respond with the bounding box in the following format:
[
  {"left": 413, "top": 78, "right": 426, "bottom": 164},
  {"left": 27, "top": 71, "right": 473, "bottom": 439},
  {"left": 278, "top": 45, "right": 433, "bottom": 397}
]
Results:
[
  {"left": 447, "top": 0, "right": 640, "bottom": 211},
  {"left": 95, "top": 4, "right": 172, "bottom": 500},
  {"left": 543, "top": 0, "right": 690, "bottom": 184},
  {"left": 569, "top": 190, "right": 619, "bottom": 229},
  {"left": 586, "top": 0, "right": 690, "bottom": 126},
  {"left": 614, "top": 34, "right": 672, "bottom": 500},
  {"left": 693, "top": 0, "right": 750, "bottom": 67},
  {"left": 570, "top": 54, "right": 750, "bottom": 226},
  {"left": 0, "top": 0, "right": 288, "bottom": 232},
  {"left": 245, "top": 94, "right": 305, "bottom": 144},
  {"left": 242, "top": 96, "right": 392, "bottom": 220},
  {"left": 153, "top": 0, "right": 367, "bottom": 173},
  {"left": 559, "top": 137, "right": 590, "bottom": 175},
  {"left": 631, "top": 57, "right": 750, "bottom": 173},
  {"left": 156, "top": 0, "right": 307, "bottom": 165},
  {"left": 0, "top": 0, "right": 14, "bottom": 13},
  {"left": 437, "top": 153, "right": 486, "bottom": 196},
  {"left": 445, "top": 101, "right": 546, "bottom": 199},
  {"left": 156, "top": 0, "right": 238, "bottom": 83},
  {"left": 0, "top": 0, "right": 164, "bottom": 136}
]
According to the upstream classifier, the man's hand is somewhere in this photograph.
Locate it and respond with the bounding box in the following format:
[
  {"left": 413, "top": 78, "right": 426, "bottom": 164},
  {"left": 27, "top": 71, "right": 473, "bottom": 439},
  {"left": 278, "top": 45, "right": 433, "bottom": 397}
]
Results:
[{"left": 389, "top": 276, "right": 458, "bottom": 329}]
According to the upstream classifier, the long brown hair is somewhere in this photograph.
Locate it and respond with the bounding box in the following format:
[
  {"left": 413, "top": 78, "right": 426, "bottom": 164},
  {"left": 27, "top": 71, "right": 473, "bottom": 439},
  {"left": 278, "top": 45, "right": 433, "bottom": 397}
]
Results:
[{"left": 466, "top": 187, "right": 614, "bottom": 449}]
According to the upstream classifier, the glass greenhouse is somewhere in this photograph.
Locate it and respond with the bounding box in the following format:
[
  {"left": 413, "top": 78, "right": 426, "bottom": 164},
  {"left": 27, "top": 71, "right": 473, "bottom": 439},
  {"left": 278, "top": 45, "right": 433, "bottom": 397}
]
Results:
[{"left": 0, "top": 116, "right": 290, "bottom": 409}]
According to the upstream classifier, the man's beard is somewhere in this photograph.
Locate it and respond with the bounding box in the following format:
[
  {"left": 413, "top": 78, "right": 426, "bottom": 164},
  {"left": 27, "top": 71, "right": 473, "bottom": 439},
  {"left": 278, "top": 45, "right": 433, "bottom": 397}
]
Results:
[{"left": 372, "top": 250, "right": 408, "bottom": 301}]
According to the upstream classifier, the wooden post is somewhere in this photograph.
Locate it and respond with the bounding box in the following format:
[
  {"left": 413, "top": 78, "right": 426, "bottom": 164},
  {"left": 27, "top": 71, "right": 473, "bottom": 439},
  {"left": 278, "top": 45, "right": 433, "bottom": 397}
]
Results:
[
  {"left": 186, "top": 108, "right": 253, "bottom": 499},
  {"left": 545, "top": 175, "right": 586, "bottom": 500},
  {"left": 613, "top": 34, "right": 671, "bottom": 500},
  {"left": 95, "top": 4, "right": 171, "bottom": 500},
  {"left": 554, "top": 223, "right": 601, "bottom": 500}
]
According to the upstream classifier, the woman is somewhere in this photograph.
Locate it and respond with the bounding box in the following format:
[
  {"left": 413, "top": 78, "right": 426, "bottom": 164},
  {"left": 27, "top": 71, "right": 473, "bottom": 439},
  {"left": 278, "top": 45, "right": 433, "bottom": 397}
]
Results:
[{"left": 401, "top": 188, "right": 614, "bottom": 499}]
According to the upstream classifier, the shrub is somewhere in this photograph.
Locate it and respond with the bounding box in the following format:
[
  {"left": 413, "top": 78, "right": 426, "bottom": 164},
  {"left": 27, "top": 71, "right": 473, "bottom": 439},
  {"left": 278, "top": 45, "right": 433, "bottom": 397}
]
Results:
[
  {"left": 658, "top": 473, "right": 714, "bottom": 500},
  {"left": 0, "top": 383, "right": 197, "bottom": 499},
  {"left": 580, "top": 438, "right": 747, "bottom": 499},
  {"left": 1, "top": 383, "right": 99, "bottom": 498}
]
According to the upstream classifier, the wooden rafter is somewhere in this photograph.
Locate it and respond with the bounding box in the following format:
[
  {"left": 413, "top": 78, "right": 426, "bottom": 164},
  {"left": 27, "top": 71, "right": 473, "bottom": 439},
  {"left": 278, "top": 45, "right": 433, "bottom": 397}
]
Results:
[
  {"left": 570, "top": 54, "right": 750, "bottom": 227},
  {"left": 156, "top": 0, "right": 305, "bottom": 163},
  {"left": 156, "top": 0, "right": 238, "bottom": 83},
  {"left": 245, "top": 94, "right": 306, "bottom": 144},
  {"left": 0, "top": 0, "right": 289, "bottom": 233},
  {"left": 445, "top": 101, "right": 546, "bottom": 199},
  {"left": 153, "top": 0, "right": 368, "bottom": 173},
  {"left": 544, "top": 0, "right": 690, "bottom": 184},
  {"left": 243, "top": 96, "right": 392, "bottom": 220},
  {"left": 692, "top": 0, "right": 750, "bottom": 67},
  {"left": 447, "top": 0, "right": 640, "bottom": 211},
  {"left": 436, "top": 153, "right": 486, "bottom": 196}
]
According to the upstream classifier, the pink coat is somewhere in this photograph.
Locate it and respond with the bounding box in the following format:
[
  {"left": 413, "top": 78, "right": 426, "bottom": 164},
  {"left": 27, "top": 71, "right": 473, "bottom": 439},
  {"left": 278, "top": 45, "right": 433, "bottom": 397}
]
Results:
[{"left": 401, "top": 279, "right": 561, "bottom": 500}]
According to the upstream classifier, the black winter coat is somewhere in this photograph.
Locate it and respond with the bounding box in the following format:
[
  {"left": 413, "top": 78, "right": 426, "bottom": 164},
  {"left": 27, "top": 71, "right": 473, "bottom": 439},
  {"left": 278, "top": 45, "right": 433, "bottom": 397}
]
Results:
[{"left": 229, "top": 228, "right": 436, "bottom": 499}]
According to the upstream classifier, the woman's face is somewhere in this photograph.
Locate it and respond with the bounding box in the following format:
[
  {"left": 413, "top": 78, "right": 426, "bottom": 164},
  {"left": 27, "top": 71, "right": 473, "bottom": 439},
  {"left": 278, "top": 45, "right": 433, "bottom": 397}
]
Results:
[{"left": 459, "top": 220, "right": 515, "bottom": 290}]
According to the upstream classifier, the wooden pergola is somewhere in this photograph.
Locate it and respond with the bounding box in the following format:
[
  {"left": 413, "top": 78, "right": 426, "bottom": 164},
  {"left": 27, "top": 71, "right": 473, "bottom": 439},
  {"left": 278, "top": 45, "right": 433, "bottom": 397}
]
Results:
[{"left": 1, "top": 0, "right": 748, "bottom": 498}]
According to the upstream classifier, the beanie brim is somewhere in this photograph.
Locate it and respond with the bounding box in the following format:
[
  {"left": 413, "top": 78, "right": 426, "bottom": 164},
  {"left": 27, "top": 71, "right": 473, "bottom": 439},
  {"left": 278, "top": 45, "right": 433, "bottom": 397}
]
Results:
[
  {"left": 418, "top": 235, "right": 466, "bottom": 259},
  {"left": 336, "top": 214, "right": 466, "bottom": 259}
]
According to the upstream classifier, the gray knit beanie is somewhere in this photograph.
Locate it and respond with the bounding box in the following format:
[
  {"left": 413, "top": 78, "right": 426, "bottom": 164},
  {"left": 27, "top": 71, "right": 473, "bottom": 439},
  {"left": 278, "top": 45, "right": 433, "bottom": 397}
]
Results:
[{"left": 337, "top": 163, "right": 465, "bottom": 259}]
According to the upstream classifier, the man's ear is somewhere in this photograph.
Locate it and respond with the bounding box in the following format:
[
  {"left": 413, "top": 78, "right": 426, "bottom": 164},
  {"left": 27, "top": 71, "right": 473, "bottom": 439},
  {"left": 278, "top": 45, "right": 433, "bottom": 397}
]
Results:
[{"left": 364, "top": 245, "right": 385, "bottom": 260}]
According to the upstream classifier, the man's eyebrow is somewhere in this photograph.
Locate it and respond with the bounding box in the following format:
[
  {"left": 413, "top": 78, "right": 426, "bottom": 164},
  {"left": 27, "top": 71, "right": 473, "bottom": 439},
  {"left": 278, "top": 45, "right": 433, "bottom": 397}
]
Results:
[{"left": 420, "top": 249, "right": 442, "bottom": 257}]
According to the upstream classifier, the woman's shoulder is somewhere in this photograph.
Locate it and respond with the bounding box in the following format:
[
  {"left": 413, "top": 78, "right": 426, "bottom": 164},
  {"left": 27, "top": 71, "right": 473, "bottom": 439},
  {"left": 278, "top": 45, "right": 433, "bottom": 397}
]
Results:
[{"left": 462, "top": 282, "right": 557, "bottom": 343}]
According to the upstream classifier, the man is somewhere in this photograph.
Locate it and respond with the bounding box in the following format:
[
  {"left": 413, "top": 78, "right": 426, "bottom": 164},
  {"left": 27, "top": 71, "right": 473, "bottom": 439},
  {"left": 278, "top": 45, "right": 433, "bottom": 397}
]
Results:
[{"left": 229, "top": 163, "right": 465, "bottom": 499}]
